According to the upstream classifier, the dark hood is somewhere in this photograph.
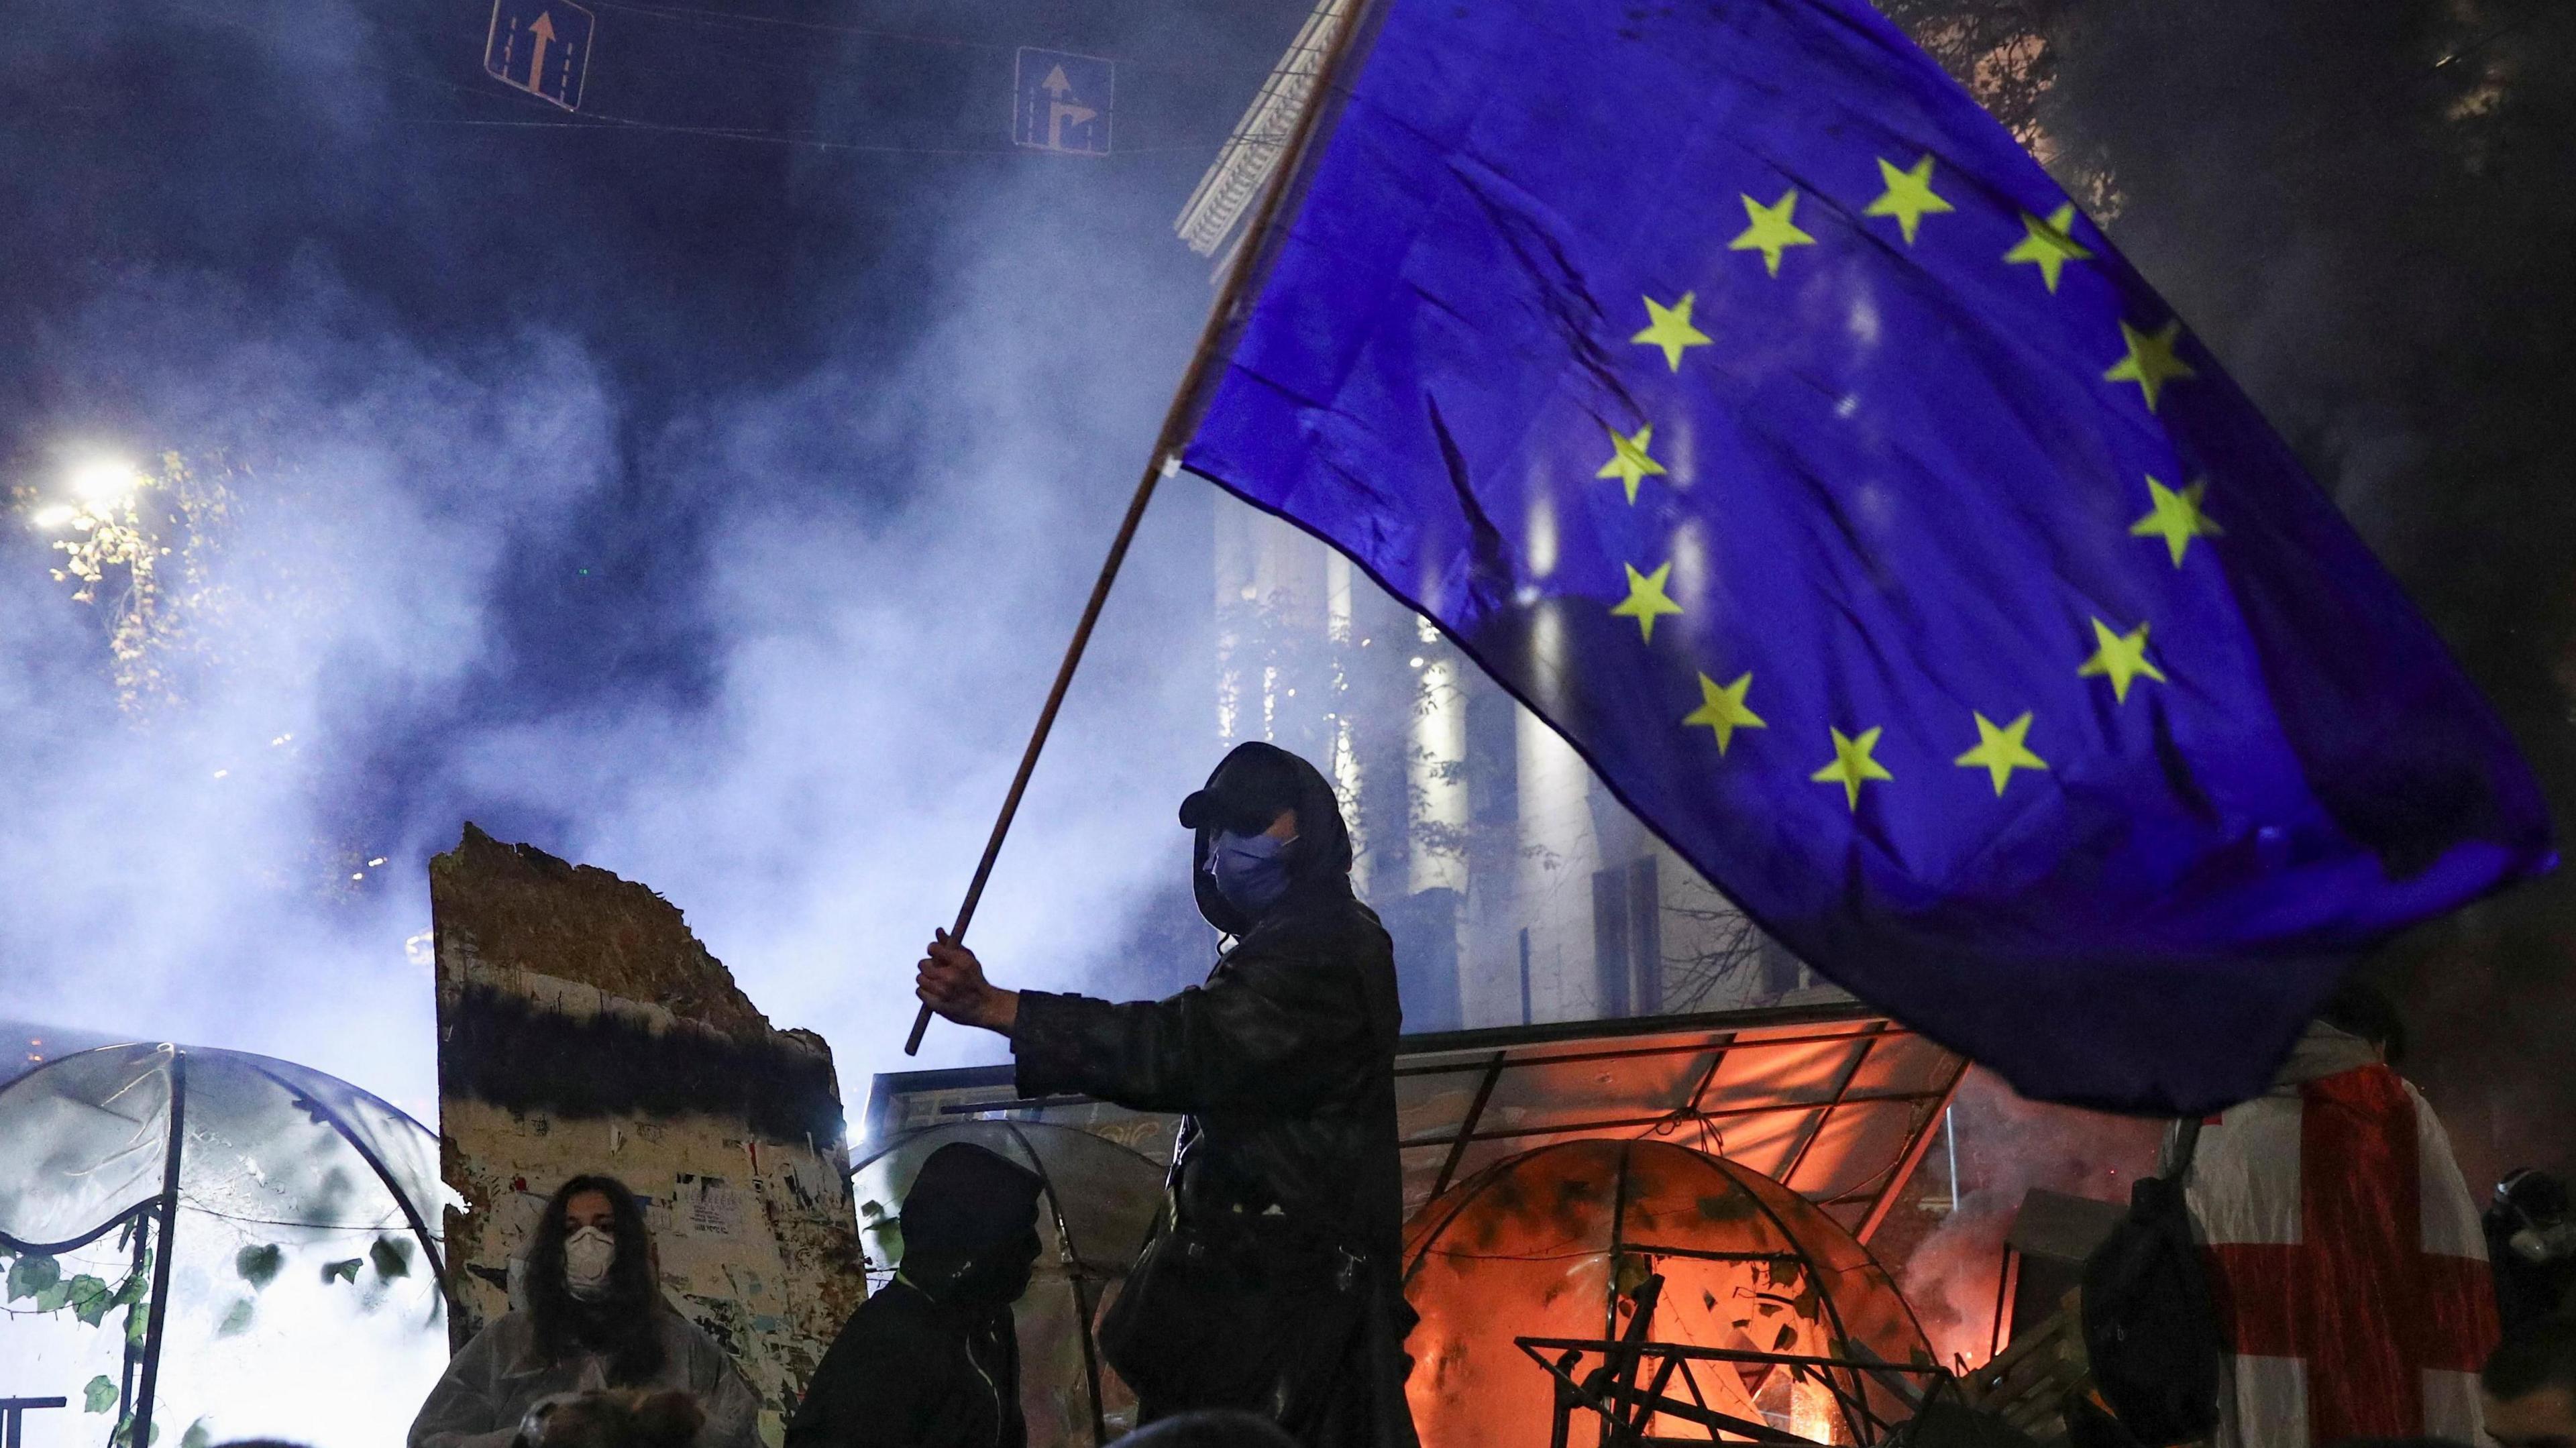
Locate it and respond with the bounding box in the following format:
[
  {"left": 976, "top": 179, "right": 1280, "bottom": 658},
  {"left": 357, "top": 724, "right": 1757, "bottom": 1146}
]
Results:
[
  {"left": 900, "top": 1142, "right": 1044, "bottom": 1291},
  {"left": 1180, "top": 742, "right": 1355, "bottom": 936}
]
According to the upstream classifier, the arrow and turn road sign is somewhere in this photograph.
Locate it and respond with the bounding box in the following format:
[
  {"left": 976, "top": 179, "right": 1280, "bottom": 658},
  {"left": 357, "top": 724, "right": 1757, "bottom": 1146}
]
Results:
[
  {"left": 484, "top": 0, "right": 595, "bottom": 112},
  {"left": 1013, "top": 48, "right": 1113, "bottom": 156},
  {"left": 478, "top": 15, "right": 1108, "bottom": 148}
]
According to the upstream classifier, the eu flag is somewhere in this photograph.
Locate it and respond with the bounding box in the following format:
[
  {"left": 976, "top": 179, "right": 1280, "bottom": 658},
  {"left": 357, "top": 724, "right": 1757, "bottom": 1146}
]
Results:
[{"left": 1176, "top": 0, "right": 2553, "bottom": 1111}]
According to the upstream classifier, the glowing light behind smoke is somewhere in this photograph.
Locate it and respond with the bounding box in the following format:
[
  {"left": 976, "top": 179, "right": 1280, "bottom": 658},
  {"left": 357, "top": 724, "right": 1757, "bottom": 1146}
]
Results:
[{"left": 65, "top": 457, "right": 142, "bottom": 508}]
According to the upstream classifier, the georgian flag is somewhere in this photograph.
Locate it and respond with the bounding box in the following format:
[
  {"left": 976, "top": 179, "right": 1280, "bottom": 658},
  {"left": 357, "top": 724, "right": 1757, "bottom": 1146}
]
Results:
[{"left": 2182, "top": 1032, "right": 2499, "bottom": 1446}]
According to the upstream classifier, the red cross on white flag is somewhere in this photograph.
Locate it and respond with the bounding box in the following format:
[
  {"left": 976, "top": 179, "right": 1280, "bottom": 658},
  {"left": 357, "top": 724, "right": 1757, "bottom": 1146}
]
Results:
[{"left": 2185, "top": 1060, "right": 2499, "bottom": 1445}]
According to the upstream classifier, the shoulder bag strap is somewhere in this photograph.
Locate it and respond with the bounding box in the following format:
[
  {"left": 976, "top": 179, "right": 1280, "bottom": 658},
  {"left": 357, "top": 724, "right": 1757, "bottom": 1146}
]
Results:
[{"left": 2167, "top": 1116, "right": 2204, "bottom": 1183}]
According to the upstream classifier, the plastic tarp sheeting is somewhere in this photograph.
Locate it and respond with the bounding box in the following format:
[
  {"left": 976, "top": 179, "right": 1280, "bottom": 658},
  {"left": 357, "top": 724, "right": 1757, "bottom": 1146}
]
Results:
[
  {"left": 0, "top": 1044, "right": 453, "bottom": 1448},
  {"left": 1392, "top": 1013, "right": 1966, "bottom": 1231},
  {"left": 851, "top": 1121, "right": 1164, "bottom": 1448},
  {"left": 1, "top": 1045, "right": 447, "bottom": 1260},
  {"left": 865, "top": 1004, "right": 1967, "bottom": 1234},
  {"left": 0, "top": 1047, "right": 176, "bottom": 1252},
  {"left": 1401, "top": 1139, "right": 1934, "bottom": 1448}
]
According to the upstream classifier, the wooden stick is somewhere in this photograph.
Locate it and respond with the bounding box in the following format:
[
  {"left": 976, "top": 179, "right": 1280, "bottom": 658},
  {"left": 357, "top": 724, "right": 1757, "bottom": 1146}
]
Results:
[{"left": 906, "top": 0, "right": 1370, "bottom": 1055}]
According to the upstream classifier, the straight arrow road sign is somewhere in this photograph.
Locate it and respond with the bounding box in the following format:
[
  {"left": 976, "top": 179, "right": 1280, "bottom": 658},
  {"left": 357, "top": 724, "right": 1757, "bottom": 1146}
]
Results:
[{"left": 484, "top": 0, "right": 594, "bottom": 112}]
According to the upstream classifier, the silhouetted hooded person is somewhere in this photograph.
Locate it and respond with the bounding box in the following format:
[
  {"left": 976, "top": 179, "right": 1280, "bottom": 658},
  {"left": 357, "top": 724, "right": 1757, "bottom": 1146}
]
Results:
[
  {"left": 2485, "top": 1168, "right": 2576, "bottom": 1333},
  {"left": 788, "top": 1143, "right": 1045, "bottom": 1448},
  {"left": 912, "top": 742, "right": 1418, "bottom": 1448}
]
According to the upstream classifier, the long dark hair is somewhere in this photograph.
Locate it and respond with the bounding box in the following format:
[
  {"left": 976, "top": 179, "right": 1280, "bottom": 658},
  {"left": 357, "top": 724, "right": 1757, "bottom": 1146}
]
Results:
[{"left": 526, "top": 1174, "right": 667, "bottom": 1384}]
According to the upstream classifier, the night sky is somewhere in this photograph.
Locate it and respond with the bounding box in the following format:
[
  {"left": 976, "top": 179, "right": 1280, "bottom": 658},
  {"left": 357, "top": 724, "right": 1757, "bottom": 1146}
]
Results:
[
  {"left": 3, "top": 0, "right": 2572, "bottom": 1190},
  {"left": 1, "top": 0, "right": 1309, "bottom": 1111}
]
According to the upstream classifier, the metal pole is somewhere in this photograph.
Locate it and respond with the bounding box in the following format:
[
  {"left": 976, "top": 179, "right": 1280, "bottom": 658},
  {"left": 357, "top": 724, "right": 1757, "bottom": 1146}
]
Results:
[
  {"left": 1517, "top": 928, "right": 1534, "bottom": 1026},
  {"left": 1, "top": 1400, "right": 68, "bottom": 1448},
  {"left": 113, "top": 1213, "right": 147, "bottom": 1425},
  {"left": 1944, "top": 1105, "right": 1961, "bottom": 1215},
  {"left": 904, "top": 0, "right": 1373, "bottom": 1056},
  {"left": 131, "top": 1048, "right": 184, "bottom": 1448}
]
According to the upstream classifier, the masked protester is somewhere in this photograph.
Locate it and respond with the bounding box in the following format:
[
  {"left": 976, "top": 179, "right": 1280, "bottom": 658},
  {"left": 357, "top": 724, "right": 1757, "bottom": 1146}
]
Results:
[
  {"left": 787, "top": 1143, "right": 1045, "bottom": 1448},
  {"left": 2486, "top": 1168, "right": 2576, "bottom": 1333},
  {"left": 410, "top": 1174, "right": 762, "bottom": 1448},
  {"left": 914, "top": 742, "right": 1419, "bottom": 1448}
]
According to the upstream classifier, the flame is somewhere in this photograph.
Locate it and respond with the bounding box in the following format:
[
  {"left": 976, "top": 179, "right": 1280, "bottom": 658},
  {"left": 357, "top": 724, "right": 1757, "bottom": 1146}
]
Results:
[{"left": 1790, "top": 1378, "right": 1843, "bottom": 1443}]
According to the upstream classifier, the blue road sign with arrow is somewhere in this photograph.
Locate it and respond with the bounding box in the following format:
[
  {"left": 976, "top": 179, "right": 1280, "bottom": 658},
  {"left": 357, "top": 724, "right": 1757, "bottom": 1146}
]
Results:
[
  {"left": 1013, "top": 48, "right": 1112, "bottom": 156},
  {"left": 484, "top": 0, "right": 594, "bottom": 112}
]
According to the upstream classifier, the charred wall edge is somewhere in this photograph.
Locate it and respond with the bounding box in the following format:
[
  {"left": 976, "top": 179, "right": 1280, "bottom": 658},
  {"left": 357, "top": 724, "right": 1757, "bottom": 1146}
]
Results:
[{"left": 439, "top": 982, "right": 844, "bottom": 1146}]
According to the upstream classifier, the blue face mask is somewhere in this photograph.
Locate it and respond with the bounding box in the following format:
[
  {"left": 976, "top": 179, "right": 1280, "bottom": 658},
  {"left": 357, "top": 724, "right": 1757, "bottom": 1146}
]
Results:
[{"left": 1208, "top": 830, "right": 1296, "bottom": 915}]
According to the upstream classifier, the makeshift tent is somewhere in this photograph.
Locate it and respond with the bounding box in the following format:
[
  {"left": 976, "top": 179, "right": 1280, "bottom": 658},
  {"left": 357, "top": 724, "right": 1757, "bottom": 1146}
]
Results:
[
  {"left": 861, "top": 1005, "right": 1968, "bottom": 1445},
  {"left": 1403, "top": 1138, "right": 1936, "bottom": 1447},
  {"left": 850, "top": 1119, "right": 1164, "bottom": 1448},
  {"left": 0, "top": 1043, "right": 450, "bottom": 1448}
]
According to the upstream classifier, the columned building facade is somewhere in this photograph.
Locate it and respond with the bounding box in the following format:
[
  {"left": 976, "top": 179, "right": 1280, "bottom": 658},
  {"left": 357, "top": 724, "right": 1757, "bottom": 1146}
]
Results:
[{"left": 1214, "top": 506, "right": 1841, "bottom": 1032}]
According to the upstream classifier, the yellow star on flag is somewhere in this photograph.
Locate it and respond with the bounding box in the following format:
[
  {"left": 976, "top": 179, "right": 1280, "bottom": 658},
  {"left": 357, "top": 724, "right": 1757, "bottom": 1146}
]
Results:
[
  {"left": 2103, "top": 319, "right": 2197, "bottom": 412},
  {"left": 1682, "top": 671, "right": 1766, "bottom": 755},
  {"left": 1729, "top": 190, "right": 1817, "bottom": 278},
  {"left": 2130, "top": 476, "right": 2223, "bottom": 567},
  {"left": 1631, "top": 293, "right": 1713, "bottom": 372},
  {"left": 1863, "top": 156, "right": 1953, "bottom": 245},
  {"left": 1811, "top": 726, "right": 1893, "bottom": 812},
  {"left": 1611, "top": 562, "right": 1684, "bottom": 643},
  {"left": 1954, "top": 711, "right": 2049, "bottom": 796},
  {"left": 1595, "top": 423, "right": 1668, "bottom": 504},
  {"left": 2078, "top": 618, "right": 2167, "bottom": 703},
  {"left": 2002, "top": 203, "right": 2094, "bottom": 293}
]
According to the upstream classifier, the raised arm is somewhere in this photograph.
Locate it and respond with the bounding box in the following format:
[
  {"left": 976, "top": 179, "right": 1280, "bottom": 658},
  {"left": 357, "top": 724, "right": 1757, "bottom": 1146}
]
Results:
[
  {"left": 916, "top": 926, "right": 1375, "bottom": 1116},
  {"left": 1039, "top": 933, "right": 1380, "bottom": 1113}
]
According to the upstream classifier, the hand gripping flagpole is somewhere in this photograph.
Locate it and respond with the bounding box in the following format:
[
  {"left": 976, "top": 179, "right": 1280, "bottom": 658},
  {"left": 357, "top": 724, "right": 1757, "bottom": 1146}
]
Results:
[{"left": 905, "top": 0, "right": 1369, "bottom": 1056}]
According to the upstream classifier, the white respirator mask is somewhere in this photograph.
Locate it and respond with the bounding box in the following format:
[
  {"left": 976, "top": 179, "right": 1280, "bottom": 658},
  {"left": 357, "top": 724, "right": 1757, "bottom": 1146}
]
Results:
[{"left": 563, "top": 1226, "right": 619, "bottom": 1301}]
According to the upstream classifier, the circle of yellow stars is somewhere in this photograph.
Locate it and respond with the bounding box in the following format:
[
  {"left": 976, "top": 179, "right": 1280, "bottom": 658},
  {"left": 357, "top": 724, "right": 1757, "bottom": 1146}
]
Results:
[{"left": 1583, "top": 151, "right": 2216, "bottom": 816}]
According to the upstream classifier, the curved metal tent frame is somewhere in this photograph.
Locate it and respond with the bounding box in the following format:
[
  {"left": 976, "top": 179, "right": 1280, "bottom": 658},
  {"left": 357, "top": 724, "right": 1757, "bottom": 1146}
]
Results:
[
  {"left": 0, "top": 1043, "right": 447, "bottom": 1447},
  {"left": 1401, "top": 1137, "right": 1940, "bottom": 1446}
]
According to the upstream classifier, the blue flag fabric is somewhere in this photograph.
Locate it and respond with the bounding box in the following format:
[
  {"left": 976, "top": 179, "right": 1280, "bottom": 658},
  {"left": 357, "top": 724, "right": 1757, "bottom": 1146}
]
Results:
[{"left": 1177, "top": 0, "right": 2554, "bottom": 1111}]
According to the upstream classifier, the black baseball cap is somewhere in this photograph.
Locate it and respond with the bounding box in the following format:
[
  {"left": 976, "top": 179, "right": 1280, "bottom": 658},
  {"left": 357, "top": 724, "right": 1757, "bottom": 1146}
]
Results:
[{"left": 1177, "top": 742, "right": 1305, "bottom": 836}]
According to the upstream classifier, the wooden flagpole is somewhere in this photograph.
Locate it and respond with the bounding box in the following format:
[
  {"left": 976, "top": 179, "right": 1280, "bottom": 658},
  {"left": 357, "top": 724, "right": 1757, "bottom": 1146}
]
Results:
[{"left": 905, "top": 0, "right": 1369, "bottom": 1055}]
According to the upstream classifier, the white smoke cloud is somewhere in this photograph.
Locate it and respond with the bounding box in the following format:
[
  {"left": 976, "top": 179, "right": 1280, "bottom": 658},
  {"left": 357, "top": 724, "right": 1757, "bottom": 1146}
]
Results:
[
  {"left": 1897, "top": 1068, "right": 2162, "bottom": 1368},
  {"left": 0, "top": 162, "right": 1231, "bottom": 1123},
  {"left": 455, "top": 197, "right": 1228, "bottom": 1068},
  {"left": 0, "top": 271, "right": 618, "bottom": 1109}
]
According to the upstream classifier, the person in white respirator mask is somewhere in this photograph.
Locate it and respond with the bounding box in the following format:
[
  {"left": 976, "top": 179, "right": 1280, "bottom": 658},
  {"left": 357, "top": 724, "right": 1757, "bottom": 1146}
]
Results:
[{"left": 411, "top": 1174, "right": 761, "bottom": 1448}]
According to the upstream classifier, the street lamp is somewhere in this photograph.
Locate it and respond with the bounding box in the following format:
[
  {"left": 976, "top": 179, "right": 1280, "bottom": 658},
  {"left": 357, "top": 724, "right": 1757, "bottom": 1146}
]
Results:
[{"left": 66, "top": 456, "right": 142, "bottom": 508}]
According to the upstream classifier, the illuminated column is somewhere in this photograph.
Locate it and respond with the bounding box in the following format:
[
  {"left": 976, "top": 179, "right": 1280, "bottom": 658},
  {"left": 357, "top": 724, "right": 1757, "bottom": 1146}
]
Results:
[
  {"left": 1214, "top": 502, "right": 1255, "bottom": 744},
  {"left": 1515, "top": 705, "right": 1601, "bottom": 1021},
  {"left": 1216, "top": 506, "right": 1333, "bottom": 748},
  {"left": 1326, "top": 551, "right": 1365, "bottom": 867},
  {"left": 1408, "top": 615, "right": 1467, "bottom": 895}
]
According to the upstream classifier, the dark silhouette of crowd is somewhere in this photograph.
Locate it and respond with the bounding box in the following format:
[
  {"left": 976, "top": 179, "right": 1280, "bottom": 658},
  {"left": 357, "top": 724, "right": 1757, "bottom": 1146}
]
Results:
[
  {"left": 400, "top": 743, "right": 1412, "bottom": 1448},
  {"left": 400, "top": 1150, "right": 1327, "bottom": 1448}
]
